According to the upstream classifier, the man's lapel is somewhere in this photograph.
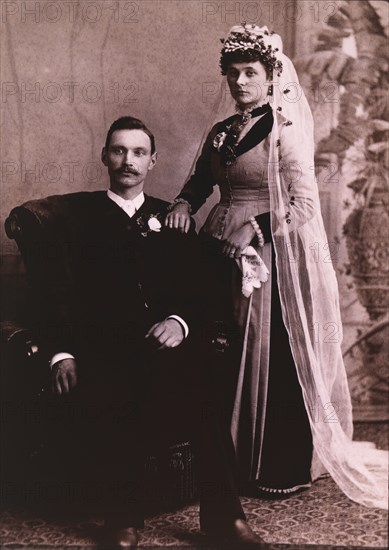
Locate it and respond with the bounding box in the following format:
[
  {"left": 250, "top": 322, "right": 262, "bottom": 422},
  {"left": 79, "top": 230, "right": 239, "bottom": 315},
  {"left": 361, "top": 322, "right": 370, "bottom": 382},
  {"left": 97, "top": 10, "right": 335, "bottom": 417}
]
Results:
[
  {"left": 94, "top": 191, "right": 131, "bottom": 228},
  {"left": 134, "top": 194, "right": 163, "bottom": 219},
  {"left": 131, "top": 195, "right": 166, "bottom": 236},
  {"left": 92, "top": 192, "right": 166, "bottom": 241}
]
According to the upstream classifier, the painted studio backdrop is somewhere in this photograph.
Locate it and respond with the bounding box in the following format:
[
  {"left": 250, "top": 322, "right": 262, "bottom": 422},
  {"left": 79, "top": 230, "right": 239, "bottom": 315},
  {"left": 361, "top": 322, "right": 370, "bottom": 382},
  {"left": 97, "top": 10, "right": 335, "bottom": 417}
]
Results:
[{"left": 1, "top": 0, "right": 388, "bottom": 419}]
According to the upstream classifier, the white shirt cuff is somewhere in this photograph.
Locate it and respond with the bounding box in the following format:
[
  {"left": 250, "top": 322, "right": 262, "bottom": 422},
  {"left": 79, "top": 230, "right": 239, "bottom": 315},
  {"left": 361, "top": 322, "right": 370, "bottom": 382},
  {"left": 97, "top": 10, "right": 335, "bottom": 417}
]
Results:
[
  {"left": 167, "top": 315, "right": 189, "bottom": 338},
  {"left": 50, "top": 352, "right": 75, "bottom": 369},
  {"left": 49, "top": 317, "right": 188, "bottom": 368}
]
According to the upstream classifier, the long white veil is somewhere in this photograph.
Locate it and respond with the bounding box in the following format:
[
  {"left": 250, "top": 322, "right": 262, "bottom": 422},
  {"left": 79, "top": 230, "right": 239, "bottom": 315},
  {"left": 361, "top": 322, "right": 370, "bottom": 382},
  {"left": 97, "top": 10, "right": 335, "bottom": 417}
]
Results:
[{"left": 268, "top": 51, "right": 387, "bottom": 509}]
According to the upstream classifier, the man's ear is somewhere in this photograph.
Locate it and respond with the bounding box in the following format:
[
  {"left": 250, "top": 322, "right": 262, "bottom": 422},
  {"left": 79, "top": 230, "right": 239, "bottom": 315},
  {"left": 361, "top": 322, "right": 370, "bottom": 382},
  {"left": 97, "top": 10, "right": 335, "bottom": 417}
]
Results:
[
  {"left": 148, "top": 152, "right": 157, "bottom": 171},
  {"left": 101, "top": 147, "right": 108, "bottom": 166}
]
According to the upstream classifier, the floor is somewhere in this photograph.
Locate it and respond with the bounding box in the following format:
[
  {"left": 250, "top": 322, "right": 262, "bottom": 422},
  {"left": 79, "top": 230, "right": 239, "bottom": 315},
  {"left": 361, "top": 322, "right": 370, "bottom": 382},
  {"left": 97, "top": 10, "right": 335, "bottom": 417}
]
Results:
[{"left": 0, "top": 422, "right": 387, "bottom": 549}]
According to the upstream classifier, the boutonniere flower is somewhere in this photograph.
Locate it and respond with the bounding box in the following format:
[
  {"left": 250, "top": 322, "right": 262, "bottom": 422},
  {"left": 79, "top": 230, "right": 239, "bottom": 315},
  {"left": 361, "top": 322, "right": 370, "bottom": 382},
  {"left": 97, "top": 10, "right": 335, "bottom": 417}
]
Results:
[
  {"left": 213, "top": 131, "right": 227, "bottom": 151},
  {"left": 147, "top": 215, "right": 161, "bottom": 232},
  {"left": 136, "top": 213, "right": 162, "bottom": 237}
]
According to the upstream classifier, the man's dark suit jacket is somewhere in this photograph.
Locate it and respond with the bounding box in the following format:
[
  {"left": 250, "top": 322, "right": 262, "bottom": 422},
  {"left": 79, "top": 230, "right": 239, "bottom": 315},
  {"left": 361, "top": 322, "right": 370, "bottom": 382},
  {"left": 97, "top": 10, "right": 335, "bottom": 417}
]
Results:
[
  {"left": 35, "top": 191, "right": 202, "bottom": 372},
  {"left": 26, "top": 190, "right": 205, "bottom": 445}
]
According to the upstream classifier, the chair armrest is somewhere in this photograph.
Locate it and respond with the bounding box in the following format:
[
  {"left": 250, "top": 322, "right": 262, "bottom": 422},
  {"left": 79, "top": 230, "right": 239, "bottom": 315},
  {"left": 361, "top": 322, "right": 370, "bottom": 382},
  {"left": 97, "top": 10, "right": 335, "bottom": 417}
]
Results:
[
  {"left": 1, "top": 320, "right": 51, "bottom": 402},
  {"left": 1, "top": 320, "right": 39, "bottom": 359},
  {"left": 4, "top": 213, "right": 23, "bottom": 240}
]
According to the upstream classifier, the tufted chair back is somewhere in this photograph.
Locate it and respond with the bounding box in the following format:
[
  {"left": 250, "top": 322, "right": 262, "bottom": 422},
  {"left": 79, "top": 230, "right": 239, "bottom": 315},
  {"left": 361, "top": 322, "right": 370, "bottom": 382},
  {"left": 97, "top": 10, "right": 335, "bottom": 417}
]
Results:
[{"left": 5, "top": 192, "right": 101, "bottom": 316}]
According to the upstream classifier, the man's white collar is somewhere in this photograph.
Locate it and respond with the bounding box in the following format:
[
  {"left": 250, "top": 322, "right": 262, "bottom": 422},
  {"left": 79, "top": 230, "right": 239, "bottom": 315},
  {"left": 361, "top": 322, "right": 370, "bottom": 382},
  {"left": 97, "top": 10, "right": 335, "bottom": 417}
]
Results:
[{"left": 107, "top": 189, "right": 145, "bottom": 212}]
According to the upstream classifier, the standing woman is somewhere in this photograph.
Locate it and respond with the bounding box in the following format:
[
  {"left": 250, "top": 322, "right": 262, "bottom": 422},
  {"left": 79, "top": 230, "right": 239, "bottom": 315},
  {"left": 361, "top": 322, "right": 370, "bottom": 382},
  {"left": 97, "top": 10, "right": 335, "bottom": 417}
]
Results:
[{"left": 166, "top": 24, "right": 388, "bottom": 509}]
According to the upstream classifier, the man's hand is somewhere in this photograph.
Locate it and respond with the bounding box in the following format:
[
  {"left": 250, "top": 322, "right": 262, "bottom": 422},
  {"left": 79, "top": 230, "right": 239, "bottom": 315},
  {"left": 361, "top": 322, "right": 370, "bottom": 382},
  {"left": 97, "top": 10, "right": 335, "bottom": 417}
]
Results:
[
  {"left": 165, "top": 203, "right": 191, "bottom": 234},
  {"left": 145, "top": 319, "right": 185, "bottom": 350},
  {"left": 222, "top": 222, "right": 256, "bottom": 259},
  {"left": 52, "top": 358, "right": 78, "bottom": 395}
]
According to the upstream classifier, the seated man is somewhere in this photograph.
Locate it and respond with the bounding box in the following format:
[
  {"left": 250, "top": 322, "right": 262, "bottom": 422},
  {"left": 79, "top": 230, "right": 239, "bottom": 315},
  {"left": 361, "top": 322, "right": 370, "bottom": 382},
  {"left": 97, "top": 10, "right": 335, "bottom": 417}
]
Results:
[{"left": 43, "top": 116, "right": 261, "bottom": 548}]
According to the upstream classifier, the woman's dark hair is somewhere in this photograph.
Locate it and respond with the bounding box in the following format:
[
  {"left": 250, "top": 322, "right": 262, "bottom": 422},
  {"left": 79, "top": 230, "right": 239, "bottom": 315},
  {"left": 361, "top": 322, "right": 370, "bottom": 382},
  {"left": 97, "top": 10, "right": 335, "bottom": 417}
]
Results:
[
  {"left": 105, "top": 116, "right": 156, "bottom": 154},
  {"left": 220, "top": 50, "right": 273, "bottom": 80}
]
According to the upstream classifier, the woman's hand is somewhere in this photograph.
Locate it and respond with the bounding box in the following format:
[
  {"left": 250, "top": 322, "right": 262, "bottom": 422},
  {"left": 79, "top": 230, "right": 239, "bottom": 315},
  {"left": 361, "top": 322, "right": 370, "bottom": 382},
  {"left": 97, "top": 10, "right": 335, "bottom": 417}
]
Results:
[
  {"left": 222, "top": 222, "right": 256, "bottom": 259},
  {"left": 165, "top": 203, "right": 191, "bottom": 234}
]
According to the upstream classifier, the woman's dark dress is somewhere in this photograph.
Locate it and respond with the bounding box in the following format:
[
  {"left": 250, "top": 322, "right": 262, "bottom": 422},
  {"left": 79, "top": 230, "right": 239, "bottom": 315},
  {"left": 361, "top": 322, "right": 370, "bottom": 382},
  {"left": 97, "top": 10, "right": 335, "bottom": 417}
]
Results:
[{"left": 177, "top": 105, "right": 312, "bottom": 494}]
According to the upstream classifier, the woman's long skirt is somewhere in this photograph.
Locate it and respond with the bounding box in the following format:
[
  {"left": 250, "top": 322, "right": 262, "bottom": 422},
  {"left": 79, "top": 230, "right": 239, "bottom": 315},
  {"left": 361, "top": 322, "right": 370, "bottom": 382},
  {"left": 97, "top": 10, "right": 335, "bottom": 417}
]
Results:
[{"left": 201, "top": 234, "right": 312, "bottom": 494}]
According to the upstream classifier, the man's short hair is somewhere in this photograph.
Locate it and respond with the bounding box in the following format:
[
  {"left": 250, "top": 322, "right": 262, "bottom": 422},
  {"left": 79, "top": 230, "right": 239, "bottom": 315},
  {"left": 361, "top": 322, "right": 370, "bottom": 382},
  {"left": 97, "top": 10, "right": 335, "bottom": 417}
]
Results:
[{"left": 105, "top": 116, "right": 156, "bottom": 154}]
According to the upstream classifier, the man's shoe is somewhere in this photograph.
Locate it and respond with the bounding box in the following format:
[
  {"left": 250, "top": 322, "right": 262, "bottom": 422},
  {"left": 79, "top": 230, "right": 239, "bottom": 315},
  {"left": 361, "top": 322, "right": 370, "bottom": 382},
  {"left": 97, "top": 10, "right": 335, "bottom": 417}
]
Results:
[
  {"left": 205, "top": 519, "right": 262, "bottom": 547},
  {"left": 104, "top": 527, "right": 139, "bottom": 549}
]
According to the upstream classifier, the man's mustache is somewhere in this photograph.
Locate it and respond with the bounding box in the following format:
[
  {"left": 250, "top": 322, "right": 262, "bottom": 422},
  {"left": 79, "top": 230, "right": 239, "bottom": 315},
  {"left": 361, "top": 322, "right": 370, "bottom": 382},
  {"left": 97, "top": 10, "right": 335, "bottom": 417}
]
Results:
[{"left": 117, "top": 167, "right": 140, "bottom": 176}]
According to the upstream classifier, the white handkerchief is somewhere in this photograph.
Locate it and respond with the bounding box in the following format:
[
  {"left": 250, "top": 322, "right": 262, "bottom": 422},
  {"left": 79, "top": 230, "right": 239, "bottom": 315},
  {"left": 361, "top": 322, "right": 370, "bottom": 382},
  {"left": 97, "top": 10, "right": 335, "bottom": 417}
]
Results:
[{"left": 236, "top": 245, "right": 269, "bottom": 298}]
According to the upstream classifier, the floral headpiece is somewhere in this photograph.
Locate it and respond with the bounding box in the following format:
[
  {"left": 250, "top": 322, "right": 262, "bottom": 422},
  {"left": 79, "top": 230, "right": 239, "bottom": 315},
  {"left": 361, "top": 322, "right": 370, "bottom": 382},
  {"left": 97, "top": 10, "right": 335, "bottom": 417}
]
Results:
[{"left": 220, "top": 23, "right": 283, "bottom": 76}]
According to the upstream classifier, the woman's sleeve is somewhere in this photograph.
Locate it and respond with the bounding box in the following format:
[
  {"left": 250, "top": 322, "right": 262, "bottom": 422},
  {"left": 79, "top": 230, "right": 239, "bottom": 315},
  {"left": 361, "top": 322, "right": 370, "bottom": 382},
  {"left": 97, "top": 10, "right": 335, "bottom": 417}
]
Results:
[
  {"left": 253, "top": 115, "right": 316, "bottom": 244},
  {"left": 254, "top": 212, "right": 272, "bottom": 243},
  {"left": 176, "top": 125, "right": 218, "bottom": 214},
  {"left": 272, "top": 118, "right": 316, "bottom": 236}
]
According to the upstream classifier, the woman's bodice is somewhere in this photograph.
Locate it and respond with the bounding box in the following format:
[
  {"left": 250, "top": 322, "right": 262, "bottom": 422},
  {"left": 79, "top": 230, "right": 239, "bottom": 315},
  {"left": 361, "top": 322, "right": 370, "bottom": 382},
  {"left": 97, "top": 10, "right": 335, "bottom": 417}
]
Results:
[
  {"left": 178, "top": 105, "right": 274, "bottom": 241},
  {"left": 204, "top": 115, "right": 272, "bottom": 240}
]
